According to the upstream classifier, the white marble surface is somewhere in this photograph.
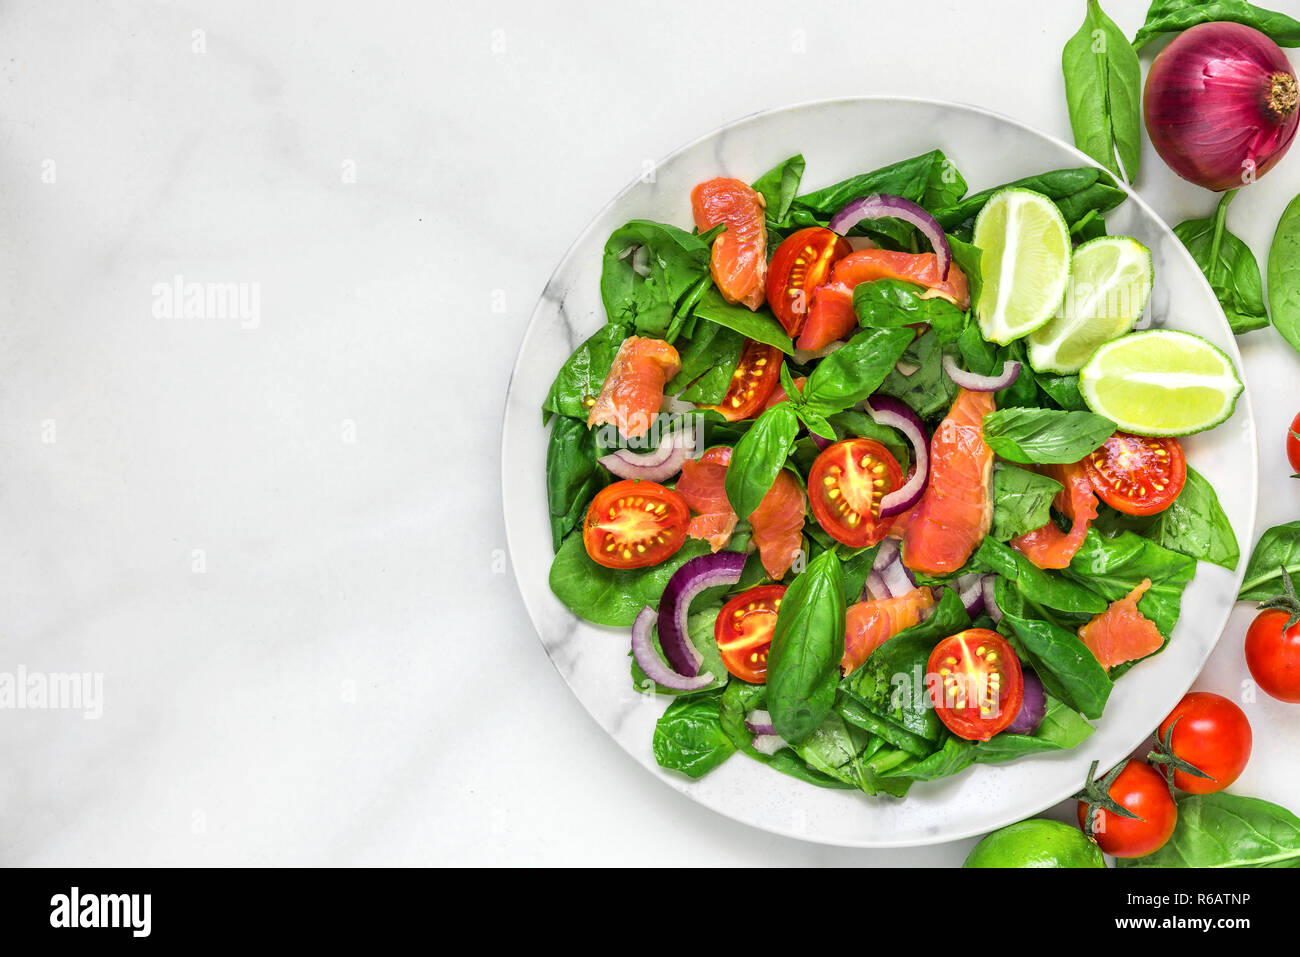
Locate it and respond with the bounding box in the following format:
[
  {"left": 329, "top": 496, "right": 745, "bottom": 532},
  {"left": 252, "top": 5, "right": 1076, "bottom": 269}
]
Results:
[{"left": 1, "top": 0, "right": 1297, "bottom": 866}]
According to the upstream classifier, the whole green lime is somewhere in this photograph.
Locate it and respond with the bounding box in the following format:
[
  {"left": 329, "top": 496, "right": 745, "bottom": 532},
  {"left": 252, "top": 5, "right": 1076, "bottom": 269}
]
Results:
[{"left": 963, "top": 819, "right": 1106, "bottom": 868}]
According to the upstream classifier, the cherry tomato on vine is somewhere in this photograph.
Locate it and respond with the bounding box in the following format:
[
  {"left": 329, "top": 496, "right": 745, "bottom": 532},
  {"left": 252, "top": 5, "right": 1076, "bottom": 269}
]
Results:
[
  {"left": 1245, "top": 576, "right": 1300, "bottom": 703},
  {"left": 1288, "top": 411, "right": 1300, "bottom": 475},
  {"left": 1153, "top": 692, "right": 1252, "bottom": 794},
  {"left": 1076, "top": 760, "right": 1177, "bottom": 859}
]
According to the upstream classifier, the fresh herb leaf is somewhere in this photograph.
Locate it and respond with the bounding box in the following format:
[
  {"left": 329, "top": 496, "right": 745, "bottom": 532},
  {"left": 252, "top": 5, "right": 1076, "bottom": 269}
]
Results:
[
  {"left": 752, "top": 154, "right": 806, "bottom": 226},
  {"left": 725, "top": 403, "right": 800, "bottom": 521},
  {"left": 546, "top": 417, "right": 608, "bottom": 551},
  {"left": 1118, "top": 793, "right": 1300, "bottom": 868},
  {"left": 1035, "top": 372, "right": 1089, "bottom": 411},
  {"left": 548, "top": 534, "right": 713, "bottom": 627},
  {"left": 766, "top": 550, "right": 847, "bottom": 744},
  {"left": 851, "top": 279, "right": 968, "bottom": 342},
  {"left": 802, "top": 326, "right": 914, "bottom": 413},
  {"left": 982, "top": 408, "right": 1117, "bottom": 464},
  {"left": 990, "top": 463, "right": 1064, "bottom": 541},
  {"left": 718, "top": 682, "right": 856, "bottom": 789},
  {"left": 1063, "top": 0, "right": 1143, "bottom": 181},
  {"left": 651, "top": 689, "right": 737, "bottom": 778},
  {"left": 1065, "top": 529, "right": 1196, "bottom": 638},
  {"left": 1238, "top": 521, "right": 1300, "bottom": 601},
  {"left": 1145, "top": 466, "right": 1240, "bottom": 571},
  {"left": 600, "top": 221, "right": 712, "bottom": 336},
  {"left": 878, "top": 329, "right": 960, "bottom": 419},
  {"left": 542, "top": 323, "right": 627, "bottom": 423},
  {"left": 1133, "top": 0, "right": 1300, "bottom": 50},
  {"left": 691, "top": 286, "right": 795, "bottom": 354},
  {"left": 1175, "top": 191, "right": 1269, "bottom": 335},
  {"left": 935, "top": 166, "right": 1125, "bottom": 234},
  {"left": 974, "top": 696, "right": 1096, "bottom": 762},
  {"left": 1268, "top": 191, "right": 1300, "bottom": 357},
  {"left": 667, "top": 321, "right": 745, "bottom": 403},
  {"left": 976, "top": 537, "right": 1108, "bottom": 617}
]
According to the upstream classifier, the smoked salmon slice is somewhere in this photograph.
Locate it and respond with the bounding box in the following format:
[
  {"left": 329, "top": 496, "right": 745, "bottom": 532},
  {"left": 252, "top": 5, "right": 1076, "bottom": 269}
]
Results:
[
  {"left": 1078, "top": 579, "right": 1164, "bottom": 670},
  {"left": 797, "top": 249, "right": 971, "bottom": 351},
  {"left": 586, "top": 335, "right": 680, "bottom": 440},
  {"left": 691, "top": 178, "right": 768, "bottom": 311},
  {"left": 1011, "top": 462, "right": 1100, "bottom": 570},
  {"left": 841, "top": 586, "right": 935, "bottom": 674},
  {"left": 901, "top": 389, "right": 995, "bottom": 576},
  {"left": 675, "top": 446, "right": 806, "bottom": 579}
]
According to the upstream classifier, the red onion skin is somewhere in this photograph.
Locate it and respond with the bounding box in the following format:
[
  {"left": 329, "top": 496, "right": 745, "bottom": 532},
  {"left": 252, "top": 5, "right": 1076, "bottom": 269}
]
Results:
[
  {"left": 1006, "top": 671, "right": 1047, "bottom": 736},
  {"left": 1145, "top": 22, "right": 1299, "bottom": 192}
]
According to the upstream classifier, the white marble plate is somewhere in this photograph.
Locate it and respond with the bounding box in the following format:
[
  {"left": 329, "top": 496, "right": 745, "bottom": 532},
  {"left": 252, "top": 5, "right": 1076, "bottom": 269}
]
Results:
[{"left": 501, "top": 97, "right": 1257, "bottom": 847}]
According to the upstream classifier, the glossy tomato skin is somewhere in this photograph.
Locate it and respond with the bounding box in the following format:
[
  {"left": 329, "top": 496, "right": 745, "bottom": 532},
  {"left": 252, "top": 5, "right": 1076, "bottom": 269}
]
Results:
[
  {"left": 1157, "top": 692, "right": 1252, "bottom": 793},
  {"left": 1077, "top": 760, "right": 1178, "bottom": 858},
  {"left": 765, "top": 227, "right": 852, "bottom": 336},
  {"left": 1082, "top": 433, "right": 1186, "bottom": 516},
  {"left": 714, "top": 584, "right": 785, "bottom": 683},
  {"left": 702, "top": 339, "right": 782, "bottom": 421},
  {"left": 1245, "top": 608, "right": 1300, "bottom": 703},
  {"left": 927, "top": 630, "right": 1024, "bottom": 741},
  {"left": 582, "top": 480, "right": 690, "bottom": 570},
  {"left": 1289, "top": 412, "right": 1300, "bottom": 474},
  {"left": 808, "top": 439, "right": 903, "bottom": 548}
]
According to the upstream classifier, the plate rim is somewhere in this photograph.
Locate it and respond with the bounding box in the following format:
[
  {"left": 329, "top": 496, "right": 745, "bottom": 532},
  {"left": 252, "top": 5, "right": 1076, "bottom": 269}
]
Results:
[{"left": 501, "top": 95, "right": 1258, "bottom": 848}]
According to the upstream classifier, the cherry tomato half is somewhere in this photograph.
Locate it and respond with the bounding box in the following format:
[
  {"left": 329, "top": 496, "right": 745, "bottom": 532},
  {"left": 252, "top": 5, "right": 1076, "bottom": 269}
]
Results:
[
  {"left": 1156, "top": 692, "right": 1252, "bottom": 794},
  {"left": 1082, "top": 432, "right": 1186, "bottom": 516},
  {"left": 1077, "top": 760, "right": 1177, "bottom": 859},
  {"left": 765, "top": 227, "right": 852, "bottom": 337},
  {"left": 582, "top": 479, "right": 690, "bottom": 570},
  {"left": 1245, "top": 605, "right": 1300, "bottom": 703},
  {"left": 702, "top": 339, "right": 782, "bottom": 421},
  {"left": 808, "top": 438, "right": 904, "bottom": 548},
  {"left": 714, "top": 584, "right": 785, "bottom": 684},
  {"left": 1288, "top": 411, "right": 1300, "bottom": 475},
  {"left": 926, "top": 630, "right": 1024, "bottom": 741}
]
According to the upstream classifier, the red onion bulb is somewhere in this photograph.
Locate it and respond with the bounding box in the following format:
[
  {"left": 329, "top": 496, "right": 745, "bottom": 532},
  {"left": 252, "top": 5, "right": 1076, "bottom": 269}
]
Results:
[{"left": 1144, "top": 22, "right": 1299, "bottom": 191}]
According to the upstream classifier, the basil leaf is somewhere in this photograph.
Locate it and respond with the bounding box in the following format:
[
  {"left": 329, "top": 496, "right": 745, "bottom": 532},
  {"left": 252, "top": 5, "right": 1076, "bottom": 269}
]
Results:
[
  {"left": 725, "top": 403, "right": 800, "bottom": 521},
  {"left": 548, "top": 534, "right": 713, "bottom": 627},
  {"left": 935, "top": 167, "right": 1126, "bottom": 234},
  {"left": 600, "top": 221, "right": 712, "bottom": 336},
  {"left": 1118, "top": 793, "right": 1300, "bottom": 868},
  {"left": 766, "top": 550, "right": 847, "bottom": 744},
  {"left": 1064, "top": 529, "right": 1196, "bottom": 639},
  {"left": 1133, "top": 0, "right": 1300, "bottom": 50},
  {"left": 651, "top": 689, "right": 737, "bottom": 779},
  {"left": 877, "top": 736, "right": 977, "bottom": 784},
  {"left": 1144, "top": 466, "right": 1240, "bottom": 571},
  {"left": 851, "top": 279, "right": 967, "bottom": 342},
  {"left": 802, "top": 326, "right": 914, "bottom": 412},
  {"left": 877, "top": 330, "right": 960, "bottom": 419},
  {"left": 1176, "top": 191, "right": 1269, "bottom": 335},
  {"left": 542, "top": 323, "right": 628, "bottom": 423},
  {"left": 1238, "top": 521, "right": 1300, "bottom": 601},
  {"left": 667, "top": 321, "right": 745, "bottom": 404},
  {"left": 975, "top": 538, "right": 1108, "bottom": 617},
  {"left": 791, "top": 150, "right": 965, "bottom": 239},
  {"left": 1035, "top": 372, "right": 1089, "bottom": 411},
  {"left": 1268, "top": 191, "right": 1300, "bottom": 357},
  {"left": 990, "top": 463, "right": 1064, "bottom": 542},
  {"left": 718, "top": 682, "right": 855, "bottom": 789},
  {"left": 690, "top": 286, "right": 795, "bottom": 354},
  {"left": 982, "top": 408, "right": 1116, "bottom": 464},
  {"left": 973, "top": 696, "right": 1095, "bottom": 762},
  {"left": 1062, "top": 0, "right": 1142, "bottom": 181},
  {"left": 546, "top": 417, "right": 608, "bottom": 551},
  {"left": 752, "top": 154, "right": 805, "bottom": 226},
  {"left": 949, "top": 234, "right": 984, "bottom": 305}
]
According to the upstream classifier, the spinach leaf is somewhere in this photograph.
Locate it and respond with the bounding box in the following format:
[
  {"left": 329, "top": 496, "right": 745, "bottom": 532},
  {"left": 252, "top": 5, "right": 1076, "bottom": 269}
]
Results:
[
  {"left": 1035, "top": 372, "right": 1089, "bottom": 411},
  {"left": 791, "top": 150, "right": 965, "bottom": 229},
  {"left": 1175, "top": 191, "right": 1269, "bottom": 335},
  {"left": 549, "top": 534, "right": 713, "bottom": 627},
  {"left": 949, "top": 234, "right": 984, "bottom": 307},
  {"left": 600, "top": 221, "right": 712, "bottom": 336},
  {"left": 546, "top": 417, "right": 608, "bottom": 551},
  {"left": 976, "top": 538, "right": 1108, "bottom": 617},
  {"left": 542, "top": 323, "right": 627, "bottom": 423},
  {"left": 651, "top": 689, "right": 737, "bottom": 779},
  {"left": 752, "top": 154, "right": 806, "bottom": 226},
  {"left": 691, "top": 286, "right": 795, "bottom": 354},
  {"left": 631, "top": 607, "right": 729, "bottom": 696},
  {"left": 878, "top": 329, "right": 960, "bottom": 420},
  {"left": 667, "top": 320, "right": 745, "bottom": 403},
  {"left": 1238, "top": 521, "right": 1300, "bottom": 601},
  {"left": 1143, "top": 466, "right": 1239, "bottom": 571},
  {"left": 974, "top": 696, "right": 1095, "bottom": 762},
  {"left": 791, "top": 711, "right": 891, "bottom": 793},
  {"left": 990, "top": 463, "right": 1063, "bottom": 542},
  {"left": 934, "top": 167, "right": 1125, "bottom": 234},
  {"left": 718, "top": 682, "right": 855, "bottom": 789},
  {"left": 801, "top": 326, "right": 914, "bottom": 412},
  {"left": 993, "top": 340, "right": 1042, "bottom": 410},
  {"left": 724, "top": 403, "right": 800, "bottom": 521},
  {"left": 766, "top": 550, "right": 846, "bottom": 743},
  {"left": 1133, "top": 0, "right": 1300, "bottom": 50},
  {"left": 851, "top": 279, "right": 967, "bottom": 342},
  {"left": 998, "top": 582, "right": 1114, "bottom": 719},
  {"left": 1065, "top": 529, "right": 1196, "bottom": 638},
  {"left": 828, "top": 411, "right": 911, "bottom": 468},
  {"left": 1118, "top": 793, "right": 1300, "bottom": 868},
  {"left": 841, "top": 544, "right": 881, "bottom": 604},
  {"left": 1268, "top": 191, "right": 1300, "bottom": 357},
  {"left": 982, "top": 408, "right": 1116, "bottom": 464},
  {"left": 837, "top": 695, "right": 935, "bottom": 757},
  {"left": 1062, "top": 0, "right": 1142, "bottom": 181},
  {"left": 878, "top": 736, "right": 977, "bottom": 783}
]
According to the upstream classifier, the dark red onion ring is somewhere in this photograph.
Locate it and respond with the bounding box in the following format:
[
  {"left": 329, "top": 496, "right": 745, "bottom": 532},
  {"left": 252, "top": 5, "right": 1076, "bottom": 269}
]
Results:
[
  {"left": 744, "top": 710, "right": 776, "bottom": 735},
  {"left": 1006, "top": 670, "right": 1047, "bottom": 736},
  {"left": 598, "top": 428, "right": 697, "bottom": 481},
  {"left": 828, "top": 193, "right": 951, "bottom": 279},
  {"left": 941, "top": 354, "right": 1022, "bottom": 392},
  {"left": 657, "top": 551, "right": 747, "bottom": 676},
  {"left": 631, "top": 606, "right": 715, "bottom": 691},
  {"left": 864, "top": 394, "right": 930, "bottom": 517}
]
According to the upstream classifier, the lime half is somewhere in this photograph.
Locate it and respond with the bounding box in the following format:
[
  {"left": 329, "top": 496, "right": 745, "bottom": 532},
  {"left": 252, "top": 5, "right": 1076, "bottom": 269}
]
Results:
[
  {"left": 972, "top": 188, "right": 1072, "bottom": 344},
  {"left": 1028, "top": 237, "right": 1153, "bottom": 374},
  {"left": 1079, "top": 330, "right": 1244, "bottom": 436}
]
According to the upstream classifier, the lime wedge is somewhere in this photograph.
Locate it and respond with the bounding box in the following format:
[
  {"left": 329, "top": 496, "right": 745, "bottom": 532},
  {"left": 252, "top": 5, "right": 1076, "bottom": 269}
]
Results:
[
  {"left": 972, "top": 188, "right": 1072, "bottom": 344},
  {"left": 1027, "top": 237, "right": 1154, "bottom": 374},
  {"left": 1079, "top": 330, "right": 1244, "bottom": 436}
]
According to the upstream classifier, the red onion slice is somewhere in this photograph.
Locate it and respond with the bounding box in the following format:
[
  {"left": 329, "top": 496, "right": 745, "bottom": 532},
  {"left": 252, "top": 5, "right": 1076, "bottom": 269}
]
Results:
[
  {"left": 1006, "top": 670, "right": 1047, "bottom": 736},
  {"left": 631, "top": 606, "right": 715, "bottom": 691},
  {"left": 864, "top": 395, "right": 930, "bottom": 518},
  {"left": 862, "top": 570, "right": 889, "bottom": 602},
  {"left": 828, "top": 193, "right": 951, "bottom": 279},
  {"left": 955, "top": 572, "right": 986, "bottom": 617},
  {"left": 983, "top": 575, "right": 1003, "bottom": 624},
  {"left": 941, "top": 354, "right": 1022, "bottom": 393},
  {"left": 880, "top": 553, "right": 915, "bottom": 599},
  {"left": 657, "top": 551, "right": 748, "bottom": 676},
  {"left": 598, "top": 428, "right": 697, "bottom": 482},
  {"left": 744, "top": 710, "right": 776, "bottom": 735},
  {"left": 752, "top": 733, "right": 786, "bottom": 755}
]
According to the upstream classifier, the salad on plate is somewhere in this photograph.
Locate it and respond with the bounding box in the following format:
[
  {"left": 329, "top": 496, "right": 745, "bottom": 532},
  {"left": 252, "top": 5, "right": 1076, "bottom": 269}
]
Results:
[{"left": 541, "top": 148, "right": 1244, "bottom": 799}]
